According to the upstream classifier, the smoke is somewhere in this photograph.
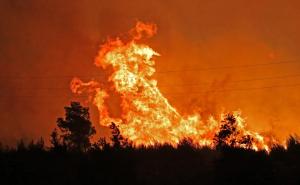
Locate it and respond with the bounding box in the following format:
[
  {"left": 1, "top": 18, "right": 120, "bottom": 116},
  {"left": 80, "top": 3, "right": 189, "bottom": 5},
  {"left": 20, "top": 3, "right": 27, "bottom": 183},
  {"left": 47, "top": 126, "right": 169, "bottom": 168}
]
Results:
[{"left": 0, "top": 0, "right": 300, "bottom": 144}]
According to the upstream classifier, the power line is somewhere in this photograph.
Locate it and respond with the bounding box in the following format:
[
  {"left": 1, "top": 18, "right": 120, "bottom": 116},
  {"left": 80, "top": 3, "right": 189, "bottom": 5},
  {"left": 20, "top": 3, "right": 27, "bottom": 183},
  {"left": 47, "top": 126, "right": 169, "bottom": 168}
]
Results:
[
  {"left": 2, "top": 73, "right": 300, "bottom": 90},
  {"left": 0, "top": 59, "right": 299, "bottom": 79},
  {"left": 0, "top": 95, "right": 88, "bottom": 99},
  {"left": 155, "top": 59, "right": 300, "bottom": 74},
  {"left": 0, "top": 75, "right": 105, "bottom": 80},
  {"left": 159, "top": 73, "right": 300, "bottom": 87},
  {"left": 163, "top": 83, "right": 300, "bottom": 96},
  {"left": 0, "top": 82, "right": 300, "bottom": 99}
]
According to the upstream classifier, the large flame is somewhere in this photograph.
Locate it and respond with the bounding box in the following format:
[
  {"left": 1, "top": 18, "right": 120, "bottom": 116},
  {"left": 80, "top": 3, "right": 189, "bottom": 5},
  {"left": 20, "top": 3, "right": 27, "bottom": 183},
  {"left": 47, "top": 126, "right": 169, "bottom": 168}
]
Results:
[{"left": 71, "top": 21, "right": 277, "bottom": 151}]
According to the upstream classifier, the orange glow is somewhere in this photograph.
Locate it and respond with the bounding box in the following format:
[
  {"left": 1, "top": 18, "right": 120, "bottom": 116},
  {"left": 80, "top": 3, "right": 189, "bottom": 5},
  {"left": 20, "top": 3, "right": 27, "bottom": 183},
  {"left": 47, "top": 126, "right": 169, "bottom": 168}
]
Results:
[{"left": 71, "top": 21, "right": 278, "bottom": 151}]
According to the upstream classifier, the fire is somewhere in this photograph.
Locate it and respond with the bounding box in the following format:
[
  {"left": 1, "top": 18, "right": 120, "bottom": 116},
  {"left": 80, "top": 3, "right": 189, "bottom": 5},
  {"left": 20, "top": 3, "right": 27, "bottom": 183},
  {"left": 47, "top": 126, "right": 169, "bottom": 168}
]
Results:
[{"left": 71, "top": 21, "right": 277, "bottom": 151}]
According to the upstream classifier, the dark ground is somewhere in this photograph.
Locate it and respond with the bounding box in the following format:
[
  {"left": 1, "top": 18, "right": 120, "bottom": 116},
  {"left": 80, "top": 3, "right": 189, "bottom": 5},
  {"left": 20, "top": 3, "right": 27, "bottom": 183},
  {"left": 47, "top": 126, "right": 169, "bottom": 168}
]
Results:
[{"left": 0, "top": 138, "right": 300, "bottom": 185}]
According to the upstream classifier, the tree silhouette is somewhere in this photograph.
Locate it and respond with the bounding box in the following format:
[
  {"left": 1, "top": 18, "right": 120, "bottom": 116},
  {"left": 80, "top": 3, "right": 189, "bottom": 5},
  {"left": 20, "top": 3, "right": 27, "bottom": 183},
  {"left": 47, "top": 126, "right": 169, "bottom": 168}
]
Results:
[
  {"left": 50, "top": 128, "right": 60, "bottom": 148},
  {"left": 110, "top": 122, "right": 123, "bottom": 149},
  {"left": 28, "top": 137, "right": 45, "bottom": 152},
  {"left": 287, "top": 135, "right": 300, "bottom": 153},
  {"left": 214, "top": 113, "right": 237, "bottom": 147},
  {"left": 50, "top": 128, "right": 67, "bottom": 152},
  {"left": 109, "top": 122, "right": 131, "bottom": 149},
  {"left": 178, "top": 138, "right": 194, "bottom": 151},
  {"left": 214, "top": 113, "right": 253, "bottom": 149},
  {"left": 91, "top": 137, "right": 110, "bottom": 151},
  {"left": 54, "top": 102, "right": 96, "bottom": 152},
  {"left": 16, "top": 139, "right": 27, "bottom": 152}
]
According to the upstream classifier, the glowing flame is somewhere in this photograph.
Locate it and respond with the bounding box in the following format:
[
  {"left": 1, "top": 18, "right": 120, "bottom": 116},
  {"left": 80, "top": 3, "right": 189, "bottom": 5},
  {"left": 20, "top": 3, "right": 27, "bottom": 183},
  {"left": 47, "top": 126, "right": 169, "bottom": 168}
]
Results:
[{"left": 71, "top": 21, "right": 276, "bottom": 151}]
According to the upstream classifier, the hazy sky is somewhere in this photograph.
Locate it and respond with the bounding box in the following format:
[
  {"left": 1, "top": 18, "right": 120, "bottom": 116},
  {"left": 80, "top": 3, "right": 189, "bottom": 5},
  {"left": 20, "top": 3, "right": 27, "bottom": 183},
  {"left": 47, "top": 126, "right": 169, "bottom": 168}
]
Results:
[{"left": 1, "top": 0, "right": 300, "bottom": 144}]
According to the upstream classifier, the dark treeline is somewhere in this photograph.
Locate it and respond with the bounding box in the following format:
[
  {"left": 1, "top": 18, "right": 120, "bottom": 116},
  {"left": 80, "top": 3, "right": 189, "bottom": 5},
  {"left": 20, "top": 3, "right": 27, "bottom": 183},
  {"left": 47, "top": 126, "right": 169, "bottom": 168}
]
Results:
[{"left": 0, "top": 102, "right": 300, "bottom": 185}]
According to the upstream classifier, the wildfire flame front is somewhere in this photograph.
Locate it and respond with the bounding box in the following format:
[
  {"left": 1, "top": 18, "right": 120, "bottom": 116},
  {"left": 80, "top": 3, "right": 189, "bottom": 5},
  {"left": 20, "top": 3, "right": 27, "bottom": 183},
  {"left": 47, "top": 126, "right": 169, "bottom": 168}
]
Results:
[{"left": 70, "top": 21, "right": 276, "bottom": 151}]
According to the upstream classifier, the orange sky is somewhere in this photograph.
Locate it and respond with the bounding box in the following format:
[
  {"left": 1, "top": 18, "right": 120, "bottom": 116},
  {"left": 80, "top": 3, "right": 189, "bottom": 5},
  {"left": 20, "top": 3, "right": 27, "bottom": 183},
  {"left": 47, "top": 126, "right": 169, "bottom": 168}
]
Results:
[{"left": 0, "top": 0, "right": 300, "bottom": 145}]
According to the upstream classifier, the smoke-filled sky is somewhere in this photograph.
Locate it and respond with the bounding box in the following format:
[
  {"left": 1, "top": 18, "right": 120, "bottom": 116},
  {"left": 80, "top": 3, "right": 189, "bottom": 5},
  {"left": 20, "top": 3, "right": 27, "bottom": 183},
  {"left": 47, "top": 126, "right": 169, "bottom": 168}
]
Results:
[{"left": 1, "top": 0, "right": 300, "bottom": 144}]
